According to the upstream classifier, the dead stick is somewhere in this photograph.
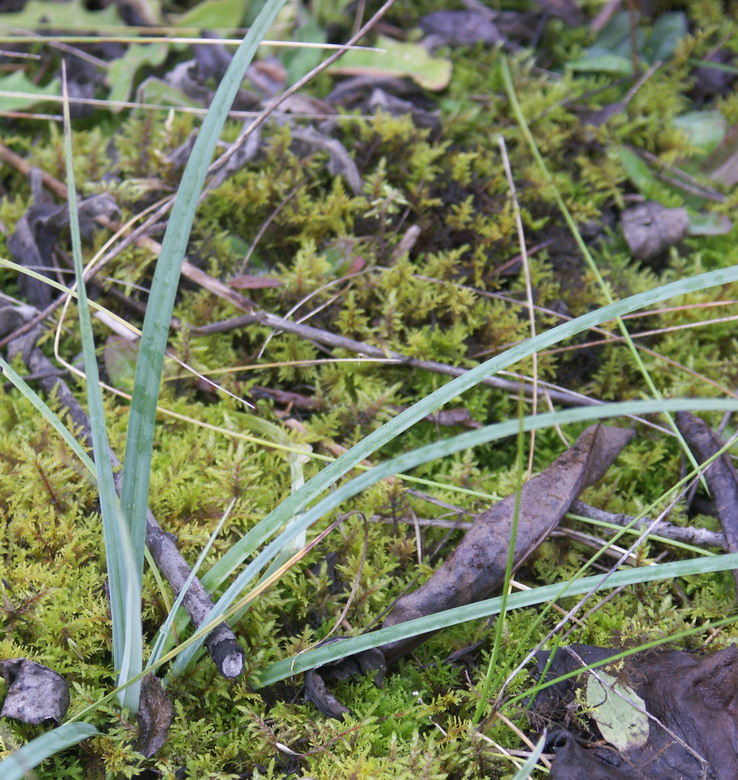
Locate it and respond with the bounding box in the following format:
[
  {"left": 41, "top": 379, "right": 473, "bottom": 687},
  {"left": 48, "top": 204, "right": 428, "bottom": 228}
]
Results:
[
  {"left": 570, "top": 500, "right": 726, "bottom": 550},
  {"left": 192, "top": 311, "right": 596, "bottom": 407},
  {"left": 5, "top": 323, "right": 245, "bottom": 678}
]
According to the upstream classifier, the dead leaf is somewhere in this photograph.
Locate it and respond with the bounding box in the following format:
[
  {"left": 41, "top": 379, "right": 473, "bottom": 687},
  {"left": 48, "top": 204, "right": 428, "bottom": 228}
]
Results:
[
  {"left": 305, "top": 638, "right": 385, "bottom": 720},
  {"left": 135, "top": 674, "right": 173, "bottom": 758},
  {"left": 8, "top": 172, "right": 119, "bottom": 308},
  {"left": 419, "top": 10, "right": 504, "bottom": 46},
  {"left": 291, "top": 126, "right": 364, "bottom": 196},
  {"left": 675, "top": 411, "right": 738, "bottom": 590},
  {"left": 0, "top": 658, "right": 70, "bottom": 725},
  {"left": 380, "top": 425, "right": 633, "bottom": 662},
  {"left": 536, "top": 643, "right": 738, "bottom": 780},
  {"left": 621, "top": 201, "right": 689, "bottom": 261}
]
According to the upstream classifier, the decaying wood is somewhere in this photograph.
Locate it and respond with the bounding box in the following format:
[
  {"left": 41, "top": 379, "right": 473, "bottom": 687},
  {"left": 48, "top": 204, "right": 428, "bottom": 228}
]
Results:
[
  {"left": 3, "top": 317, "right": 245, "bottom": 679},
  {"left": 379, "top": 424, "right": 633, "bottom": 662}
]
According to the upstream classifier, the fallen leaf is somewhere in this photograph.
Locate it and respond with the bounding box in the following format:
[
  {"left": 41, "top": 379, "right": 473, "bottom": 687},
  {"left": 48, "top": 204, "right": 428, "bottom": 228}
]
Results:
[
  {"left": 537, "top": 643, "right": 738, "bottom": 780},
  {"left": 419, "top": 10, "right": 504, "bottom": 46},
  {"left": 0, "top": 659, "right": 70, "bottom": 725},
  {"left": 380, "top": 425, "right": 633, "bottom": 662},
  {"left": 330, "top": 35, "right": 452, "bottom": 91},
  {"left": 586, "top": 671, "right": 649, "bottom": 751},
  {"left": 135, "top": 674, "right": 173, "bottom": 758}
]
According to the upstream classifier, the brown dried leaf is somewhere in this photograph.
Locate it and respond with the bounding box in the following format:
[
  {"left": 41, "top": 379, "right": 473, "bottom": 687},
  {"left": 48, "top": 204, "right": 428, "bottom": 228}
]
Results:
[
  {"left": 134, "top": 674, "right": 173, "bottom": 758},
  {"left": 380, "top": 425, "right": 633, "bottom": 662}
]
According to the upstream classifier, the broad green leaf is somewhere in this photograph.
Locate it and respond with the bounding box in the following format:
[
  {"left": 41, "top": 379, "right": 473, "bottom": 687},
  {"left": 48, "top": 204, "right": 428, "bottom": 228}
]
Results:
[
  {"left": 643, "top": 12, "right": 687, "bottom": 62},
  {"left": 674, "top": 111, "right": 727, "bottom": 156},
  {"left": 0, "top": 71, "right": 60, "bottom": 112},
  {"left": 331, "top": 35, "right": 451, "bottom": 91},
  {"left": 137, "top": 77, "right": 202, "bottom": 109},
  {"left": 107, "top": 42, "right": 169, "bottom": 106},
  {"left": 0, "top": 0, "right": 121, "bottom": 29},
  {"left": 586, "top": 671, "right": 650, "bottom": 751},
  {"left": 176, "top": 0, "right": 250, "bottom": 31}
]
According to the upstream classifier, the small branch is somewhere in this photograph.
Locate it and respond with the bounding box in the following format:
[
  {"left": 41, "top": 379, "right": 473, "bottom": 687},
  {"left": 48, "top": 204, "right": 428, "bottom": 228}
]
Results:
[
  {"left": 4, "top": 322, "right": 245, "bottom": 679},
  {"left": 570, "top": 500, "right": 726, "bottom": 549},
  {"left": 192, "top": 311, "right": 596, "bottom": 407}
]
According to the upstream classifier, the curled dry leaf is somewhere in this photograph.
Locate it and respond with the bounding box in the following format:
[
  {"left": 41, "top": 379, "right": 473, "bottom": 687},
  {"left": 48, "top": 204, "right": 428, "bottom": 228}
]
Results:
[{"left": 0, "top": 658, "right": 70, "bottom": 725}]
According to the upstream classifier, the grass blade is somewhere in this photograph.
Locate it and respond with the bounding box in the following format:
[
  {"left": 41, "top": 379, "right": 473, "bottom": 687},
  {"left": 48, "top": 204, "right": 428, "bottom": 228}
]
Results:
[
  {"left": 196, "top": 263, "right": 738, "bottom": 600},
  {"left": 171, "top": 395, "right": 738, "bottom": 674},
  {"left": 62, "top": 67, "right": 142, "bottom": 712},
  {"left": 254, "top": 552, "right": 738, "bottom": 687},
  {"left": 119, "top": 0, "right": 287, "bottom": 595},
  {"left": 0, "top": 723, "right": 99, "bottom": 780}
]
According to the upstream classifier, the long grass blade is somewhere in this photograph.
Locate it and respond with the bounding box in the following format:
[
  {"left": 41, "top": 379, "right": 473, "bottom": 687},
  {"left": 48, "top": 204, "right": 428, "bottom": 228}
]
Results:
[
  {"left": 62, "top": 67, "right": 142, "bottom": 712},
  {"left": 196, "top": 263, "right": 738, "bottom": 599},
  {"left": 171, "top": 395, "right": 738, "bottom": 674},
  {"left": 0, "top": 722, "right": 99, "bottom": 780},
  {"left": 254, "top": 552, "right": 738, "bottom": 687},
  {"left": 119, "top": 0, "right": 287, "bottom": 597}
]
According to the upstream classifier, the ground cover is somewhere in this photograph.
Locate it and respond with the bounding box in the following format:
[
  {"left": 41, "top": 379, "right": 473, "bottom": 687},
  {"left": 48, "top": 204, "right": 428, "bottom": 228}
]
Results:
[{"left": 1, "top": 0, "right": 738, "bottom": 777}]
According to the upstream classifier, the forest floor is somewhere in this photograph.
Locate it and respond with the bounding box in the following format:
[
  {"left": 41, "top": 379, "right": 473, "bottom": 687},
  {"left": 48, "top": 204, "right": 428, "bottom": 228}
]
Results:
[{"left": 1, "top": 0, "right": 738, "bottom": 778}]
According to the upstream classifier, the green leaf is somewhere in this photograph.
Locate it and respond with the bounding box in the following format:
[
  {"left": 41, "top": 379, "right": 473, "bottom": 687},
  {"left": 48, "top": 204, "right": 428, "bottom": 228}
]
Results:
[
  {"left": 673, "top": 111, "right": 727, "bottom": 156},
  {"left": 0, "top": 71, "right": 60, "bottom": 112},
  {"left": 0, "top": 0, "right": 122, "bottom": 29},
  {"left": 137, "top": 77, "right": 202, "bottom": 109},
  {"left": 176, "top": 0, "right": 251, "bottom": 31},
  {"left": 586, "top": 671, "right": 650, "bottom": 751},
  {"left": 643, "top": 12, "right": 686, "bottom": 63},
  {"left": 567, "top": 52, "right": 633, "bottom": 76},
  {"left": 107, "top": 42, "right": 169, "bottom": 106},
  {"left": 331, "top": 35, "right": 452, "bottom": 91}
]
